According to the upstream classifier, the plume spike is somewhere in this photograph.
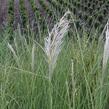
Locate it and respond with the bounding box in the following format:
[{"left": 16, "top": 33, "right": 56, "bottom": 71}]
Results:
[
  {"left": 44, "top": 11, "right": 70, "bottom": 78},
  {"left": 103, "top": 21, "right": 109, "bottom": 70}
]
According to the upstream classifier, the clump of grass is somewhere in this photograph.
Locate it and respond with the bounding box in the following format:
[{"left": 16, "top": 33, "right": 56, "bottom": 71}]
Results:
[{"left": 1, "top": 10, "right": 109, "bottom": 109}]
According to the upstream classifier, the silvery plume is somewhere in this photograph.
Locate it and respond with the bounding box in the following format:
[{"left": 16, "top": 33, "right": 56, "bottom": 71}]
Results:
[
  {"left": 44, "top": 11, "right": 70, "bottom": 79},
  {"left": 103, "top": 22, "right": 109, "bottom": 70}
]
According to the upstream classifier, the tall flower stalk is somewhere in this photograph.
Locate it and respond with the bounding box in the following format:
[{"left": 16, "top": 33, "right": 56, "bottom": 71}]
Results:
[
  {"left": 103, "top": 22, "right": 109, "bottom": 71},
  {"left": 100, "top": 21, "right": 109, "bottom": 108},
  {"left": 45, "top": 11, "right": 70, "bottom": 80},
  {"left": 44, "top": 11, "right": 70, "bottom": 109}
]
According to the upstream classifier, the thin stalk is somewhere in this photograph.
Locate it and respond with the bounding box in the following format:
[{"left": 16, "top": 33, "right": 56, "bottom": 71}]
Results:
[
  {"left": 100, "top": 70, "right": 105, "bottom": 109},
  {"left": 66, "top": 80, "right": 72, "bottom": 109},
  {"left": 100, "top": 65, "right": 107, "bottom": 108},
  {"left": 48, "top": 64, "right": 53, "bottom": 109},
  {"left": 71, "top": 59, "right": 76, "bottom": 109}
]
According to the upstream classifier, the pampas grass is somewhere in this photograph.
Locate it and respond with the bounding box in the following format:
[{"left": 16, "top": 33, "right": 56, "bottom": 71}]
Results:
[
  {"left": 2, "top": 22, "right": 109, "bottom": 109},
  {"left": 45, "top": 10, "right": 70, "bottom": 79},
  {"left": 44, "top": 11, "right": 70, "bottom": 109},
  {"left": 103, "top": 22, "right": 109, "bottom": 71},
  {"left": 100, "top": 21, "right": 109, "bottom": 109},
  {"left": 3, "top": 6, "right": 109, "bottom": 109}
]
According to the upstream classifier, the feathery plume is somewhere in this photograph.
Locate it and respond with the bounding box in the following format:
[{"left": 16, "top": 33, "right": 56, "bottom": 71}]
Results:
[
  {"left": 45, "top": 11, "right": 70, "bottom": 79},
  {"left": 31, "top": 42, "right": 35, "bottom": 72},
  {"left": 7, "top": 43, "right": 20, "bottom": 67},
  {"left": 103, "top": 22, "right": 109, "bottom": 70},
  {"left": 44, "top": 11, "right": 70, "bottom": 109}
]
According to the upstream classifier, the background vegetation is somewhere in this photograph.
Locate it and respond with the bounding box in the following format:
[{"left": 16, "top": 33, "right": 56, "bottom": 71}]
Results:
[{"left": 0, "top": 0, "right": 109, "bottom": 31}]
